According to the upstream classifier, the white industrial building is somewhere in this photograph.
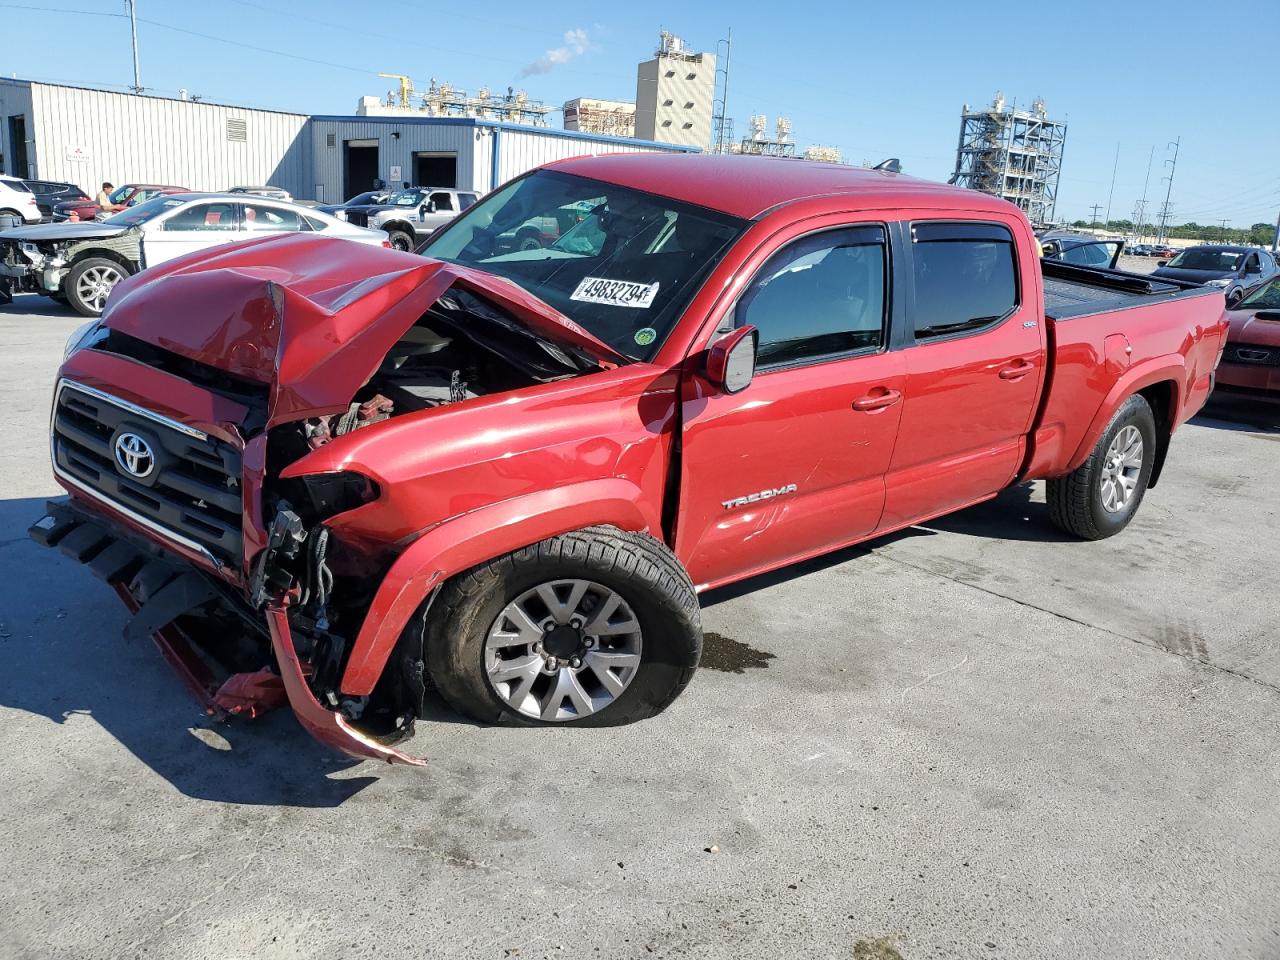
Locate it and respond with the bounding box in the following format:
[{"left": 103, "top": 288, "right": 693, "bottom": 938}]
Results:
[
  {"left": 0, "top": 78, "right": 697, "bottom": 205},
  {"left": 634, "top": 32, "right": 716, "bottom": 151}
]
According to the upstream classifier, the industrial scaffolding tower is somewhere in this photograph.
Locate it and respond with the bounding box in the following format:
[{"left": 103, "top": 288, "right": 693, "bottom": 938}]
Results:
[{"left": 950, "top": 93, "right": 1067, "bottom": 228}]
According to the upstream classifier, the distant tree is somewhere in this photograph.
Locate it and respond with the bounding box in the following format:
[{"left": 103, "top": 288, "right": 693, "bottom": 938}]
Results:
[{"left": 1071, "top": 219, "right": 1089, "bottom": 228}]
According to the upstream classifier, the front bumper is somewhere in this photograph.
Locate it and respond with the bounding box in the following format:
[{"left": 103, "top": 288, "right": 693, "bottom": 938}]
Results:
[{"left": 29, "top": 497, "right": 425, "bottom": 766}]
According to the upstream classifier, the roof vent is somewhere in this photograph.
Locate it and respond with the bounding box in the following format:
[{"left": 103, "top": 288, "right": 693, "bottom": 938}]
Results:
[{"left": 226, "top": 118, "right": 247, "bottom": 142}]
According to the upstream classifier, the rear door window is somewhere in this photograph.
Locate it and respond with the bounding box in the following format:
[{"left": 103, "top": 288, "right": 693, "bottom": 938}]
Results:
[
  {"left": 910, "top": 222, "right": 1018, "bottom": 340},
  {"left": 242, "top": 203, "right": 304, "bottom": 232}
]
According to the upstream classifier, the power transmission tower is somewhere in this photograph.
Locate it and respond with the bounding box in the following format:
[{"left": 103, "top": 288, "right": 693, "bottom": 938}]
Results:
[
  {"left": 1089, "top": 204, "right": 1103, "bottom": 227},
  {"left": 1133, "top": 145, "right": 1155, "bottom": 242},
  {"left": 1156, "top": 137, "right": 1179, "bottom": 243}
]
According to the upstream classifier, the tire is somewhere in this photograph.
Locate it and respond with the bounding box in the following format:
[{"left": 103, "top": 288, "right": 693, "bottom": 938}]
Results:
[
  {"left": 65, "top": 256, "right": 129, "bottom": 317},
  {"left": 1046, "top": 394, "right": 1157, "bottom": 540},
  {"left": 516, "top": 229, "right": 543, "bottom": 252},
  {"left": 1226, "top": 287, "right": 1244, "bottom": 308},
  {"left": 386, "top": 228, "right": 414, "bottom": 252},
  {"left": 422, "top": 526, "right": 702, "bottom": 726}
]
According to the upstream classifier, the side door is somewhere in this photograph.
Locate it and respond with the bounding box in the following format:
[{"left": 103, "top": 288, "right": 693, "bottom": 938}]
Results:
[
  {"left": 240, "top": 201, "right": 309, "bottom": 240},
  {"left": 418, "top": 190, "right": 456, "bottom": 234},
  {"left": 140, "top": 200, "right": 240, "bottom": 267},
  {"left": 676, "top": 222, "right": 907, "bottom": 590},
  {"left": 879, "top": 217, "right": 1045, "bottom": 530}
]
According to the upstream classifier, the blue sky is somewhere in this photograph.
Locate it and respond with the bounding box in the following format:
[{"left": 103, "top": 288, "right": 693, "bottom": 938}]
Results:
[{"left": 4, "top": 0, "right": 1278, "bottom": 227}]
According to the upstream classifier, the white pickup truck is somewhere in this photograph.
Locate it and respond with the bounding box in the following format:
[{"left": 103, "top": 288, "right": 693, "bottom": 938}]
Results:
[{"left": 342, "top": 187, "right": 480, "bottom": 251}]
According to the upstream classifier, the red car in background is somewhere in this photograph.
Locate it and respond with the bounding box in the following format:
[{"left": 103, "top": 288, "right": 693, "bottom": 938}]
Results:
[
  {"left": 52, "top": 183, "right": 186, "bottom": 222},
  {"left": 1217, "top": 275, "right": 1280, "bottom": 401}
]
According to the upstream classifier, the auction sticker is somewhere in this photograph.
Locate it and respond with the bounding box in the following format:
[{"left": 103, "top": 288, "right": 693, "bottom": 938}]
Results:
[
  {"left": 570, "top": 276, "right": 660, "bottom": 309},
  {"left": 634, "top": 327, "right": 657, "bottom": 346}
]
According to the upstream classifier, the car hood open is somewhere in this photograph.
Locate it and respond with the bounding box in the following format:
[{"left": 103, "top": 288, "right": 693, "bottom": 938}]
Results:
[
  {"left": 100, "top": 233, "right": 628, "bottom": 426},
  {"left": 1, "top": 221, "right": 125, "bottom": 243}
]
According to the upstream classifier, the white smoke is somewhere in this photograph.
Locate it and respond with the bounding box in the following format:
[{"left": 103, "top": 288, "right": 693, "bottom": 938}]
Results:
[{"left": 520, "top": 28, "right": 591, "bottom": 77}]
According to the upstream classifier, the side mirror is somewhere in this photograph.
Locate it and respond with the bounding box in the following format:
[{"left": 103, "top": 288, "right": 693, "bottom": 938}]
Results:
[
  {"left": 706, "top": 325, "right": 758, "bottom": 394},
  {"left": 424, "top": 200, "right": 436, "bottom": 214},
  {"left": 1157, "top": 260, "right": 1168, "bottom": 267}
]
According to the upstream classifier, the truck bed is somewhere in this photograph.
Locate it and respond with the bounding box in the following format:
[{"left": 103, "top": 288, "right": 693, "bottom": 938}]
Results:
[{"left": 1041, "top": 259, "right": 1220, "bottom": 321}]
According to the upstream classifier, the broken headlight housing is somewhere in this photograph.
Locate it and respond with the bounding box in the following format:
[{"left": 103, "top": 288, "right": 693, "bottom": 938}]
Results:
[
  {"left": 63, "top": 320, "right": 102, "bottom": 360},
  {"left": 294, "top": 471, "right": 380, "bottom": 521}
]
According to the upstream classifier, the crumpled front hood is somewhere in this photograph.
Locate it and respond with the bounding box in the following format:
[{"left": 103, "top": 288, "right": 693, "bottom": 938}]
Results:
[
  {"left": 100, "top": 233, "right": 626, "bottom": 426},
  {"left": 1, "top": 221, "right": 124, "bottom": 243}
]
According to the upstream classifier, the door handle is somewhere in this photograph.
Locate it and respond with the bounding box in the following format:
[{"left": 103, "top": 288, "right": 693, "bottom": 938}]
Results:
[
  {"left": 852, "top": 389, "right": 902, "bottom": 412},
  {"left": 998, "top": 360, "right": 1035, "bottom": 380}
]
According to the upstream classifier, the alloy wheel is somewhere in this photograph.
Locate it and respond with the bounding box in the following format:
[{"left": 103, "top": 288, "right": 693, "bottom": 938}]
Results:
[
  {"left": 76, "top": 264, "right": 123, "bottom": 313},
  {"left": 485, "top": 579, "right": 643, "bottom": 722},
  {"left": 1099, "top": 424, "right": 1144, "bottom": 513}
]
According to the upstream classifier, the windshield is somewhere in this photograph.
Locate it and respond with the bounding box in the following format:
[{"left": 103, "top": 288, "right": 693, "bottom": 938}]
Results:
[
  {"left": 102, "top": 195, "right": 185, "bottom": 227},
  {"left": 420, "top": 170, "right": 748, "bottom": 361},
  {"left": 1166, "top": 248, "right": 1242, "bottom": 272},
  {"left": 1240, "top": 276, "right": 1280, "bottom": 309},
  {"left": 387, "top": 189, "right": 427, "bottom": 207},
  {"left": 107, "top": 185, "right": 132, "bottom": 204}
]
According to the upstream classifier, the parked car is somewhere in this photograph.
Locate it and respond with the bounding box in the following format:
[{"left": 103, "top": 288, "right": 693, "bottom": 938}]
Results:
[
  {"left": 52, "top": 183, "right": 187, "bottom": 222},
  {"left": 0, "top": 175, "right": 43, "bottom": 225},
  {"left": 227, "top": 185, "right": 293, "bottom": 202},
  {"left": 1216, "top": 275, "right": 1280, "bottom": 401},
  {"left": 21, "top": 179, "right": 90, "bottom": 219},
  {"left": 343, "top": 186, "right": 480, "bottom": 251},
  {"left": 1039, "top": 233, "right": 1123, "bottom": 268},
  {"left": 315, "top": 189, "right": 390, "bottom": 218},
  {"left": 1127, "top": 244, "right": 1153, "bottom": 257},
  {"left": 28, "top": 155, "right": 1226, "bottom": 764},
  {"left": 0, "top": 193, "right": 389, "bottom": 315},
  {"left": 1152, "top": 244, "right": 1279, "bottom": 306},
  {"left": 1149, "top": 245, "right": 1178, "bottom": 260}
]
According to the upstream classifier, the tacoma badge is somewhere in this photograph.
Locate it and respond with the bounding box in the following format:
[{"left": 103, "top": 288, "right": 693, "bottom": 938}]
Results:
[{"left": 721, "top": 483, "right": 798, "bottom": 510}]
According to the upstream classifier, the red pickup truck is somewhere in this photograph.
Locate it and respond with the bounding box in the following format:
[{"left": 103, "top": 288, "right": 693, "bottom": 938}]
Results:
[{"left": 30, "top": 155, "right": 1227, "bottom": 765}]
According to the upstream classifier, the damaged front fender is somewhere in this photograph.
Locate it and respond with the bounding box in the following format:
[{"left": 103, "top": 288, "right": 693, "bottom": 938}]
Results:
[{"left": 264, "top": 604, "right": 426, "bottom": 766}]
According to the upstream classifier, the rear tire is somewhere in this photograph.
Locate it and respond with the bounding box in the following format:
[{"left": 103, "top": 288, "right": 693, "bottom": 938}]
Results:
[
  {"left": 1047, "top": 394, "right": 1157, "bottom": 540},
  {"left": 65, "top": 256, "right": 129, "bottom": 317},
  {"left": 386, "top": 228, "right": 414, "bottom": 252},
  {"left": 422, "top": 526, "right": 702, "bottom": 726}
]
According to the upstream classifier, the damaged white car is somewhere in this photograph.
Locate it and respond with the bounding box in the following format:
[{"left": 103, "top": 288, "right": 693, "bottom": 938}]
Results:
[{"left": 0, "top": 193, "right": 391, "bottom": 316}]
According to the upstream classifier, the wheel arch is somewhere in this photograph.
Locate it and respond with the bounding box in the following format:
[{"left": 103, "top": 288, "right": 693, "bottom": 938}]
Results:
[
  {"left": 380, "top": 219, "right": 416, "bottom": 236},
  {"left": 1065, "top": 356, "right": 1185, "bottom": 475},
  {"left": 338, "top": 478, "right": 663, "bottom": 696},
  {"left": 1136, "top": 379, "right": 1177, "bottom": 487}
]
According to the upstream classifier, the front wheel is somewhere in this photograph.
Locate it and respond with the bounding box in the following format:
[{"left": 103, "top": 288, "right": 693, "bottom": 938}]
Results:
[
  {"left": 65, "top": 257, "right": 129, "bottom": 317},
  {"left": 1046, "top": 394, "right": 1157, "bottom": 540},
  {"left": 1226, "top": 287, "right": 1244, "bottom": 308},
  {"left": 421, "top": 527, "right": 702, "bottom": 726}
]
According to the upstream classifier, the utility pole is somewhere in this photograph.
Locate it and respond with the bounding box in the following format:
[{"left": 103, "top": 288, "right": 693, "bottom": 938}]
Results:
[
  {"left": 1089, "top": 203, "right": 1103, "bottom": 227},
  {"left": 1217, "top": 218, "right": 1229, "bottom": 243},
  {"left": 126, "top": 0, "right": 142, "bottom": 94},
  {"left": 1134, "top": 145, "right": 1155, "bottom": 242},
  {"left": 1157, "top": 136, "right": 1179, "bottom": 244},
  {"left": 1104, "top": 141, "right": 1119, "bottom": 226},
  {"left": 1156, "top": 202, "right": 1174, "bottom": 244},
  {"left": 1272, "top": 207, "right": 1279, "bottom": 254}
]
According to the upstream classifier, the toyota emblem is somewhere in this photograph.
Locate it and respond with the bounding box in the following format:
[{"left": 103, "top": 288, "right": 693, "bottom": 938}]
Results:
[{"left": 114, "top": 432, "right": 155, "bottom": 479}]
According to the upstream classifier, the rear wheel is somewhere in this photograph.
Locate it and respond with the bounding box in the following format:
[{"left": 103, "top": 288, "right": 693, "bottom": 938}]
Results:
[
  {"left": 65, "top": 257, "right": 128, "bottom": 317},
  {"left": 386, "top": 228, "right": 414, "bottom": 252},
  {"left": 421, "top": 527, "right": 702, "bottom": 726},
  {"left": 1047, "top": 394, "right": 1157, "bottom": 540}
]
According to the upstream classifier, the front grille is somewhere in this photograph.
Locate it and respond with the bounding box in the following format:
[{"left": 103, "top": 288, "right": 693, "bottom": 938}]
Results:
[
  {"left": 345, "top": 211, "right": 368, "bottom": 227},
  {"left": 1228, "top": 343, "right": 1280, "bottom": 367},
  {"left": 52, "top": 381, "right": 243, "bottom": 566}
]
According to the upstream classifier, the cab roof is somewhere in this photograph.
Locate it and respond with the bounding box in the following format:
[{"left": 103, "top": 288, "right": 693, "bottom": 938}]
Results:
[{"left": 544, "top": 153, "right": 1016, "bottom": 221}]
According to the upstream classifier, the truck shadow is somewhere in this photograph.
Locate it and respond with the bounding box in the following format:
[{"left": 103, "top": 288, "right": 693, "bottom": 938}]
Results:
[
  {"left": 0, "top": 495, "right": 380, "bottom": 807},
  {"left": 1193, "top": 395, "right": 1280, "bottom": 433}
]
